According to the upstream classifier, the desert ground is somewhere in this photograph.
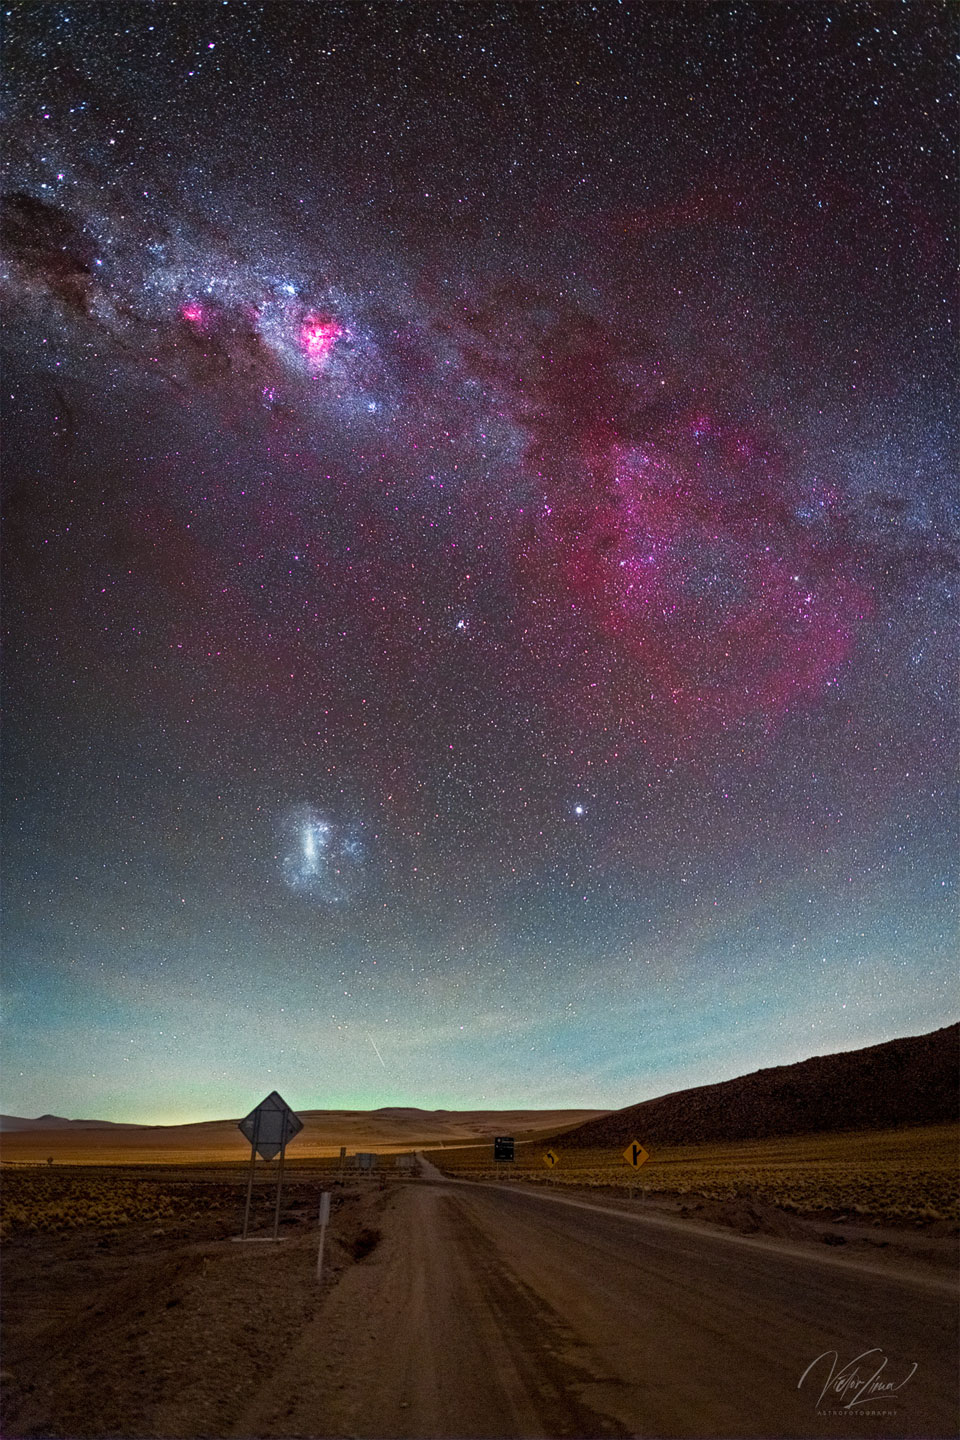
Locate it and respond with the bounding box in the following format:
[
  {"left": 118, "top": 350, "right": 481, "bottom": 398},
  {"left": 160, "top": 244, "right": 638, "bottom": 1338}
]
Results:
[
  {"left": 423, "top": 1122, "right": 960, "bottom": 1225},
  {"left": 2, "top": 1123, "right": 957, "bottom": 1439}
]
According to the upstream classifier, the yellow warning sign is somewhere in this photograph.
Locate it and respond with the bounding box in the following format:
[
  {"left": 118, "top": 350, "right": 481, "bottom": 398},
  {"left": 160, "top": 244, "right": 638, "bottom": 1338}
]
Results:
[
  {"left": 543, "top": 1149, "right": 560, "bottom": 1168},
  {"left": 622, "top": 1140, "right": 650, "bottom": 1169}
]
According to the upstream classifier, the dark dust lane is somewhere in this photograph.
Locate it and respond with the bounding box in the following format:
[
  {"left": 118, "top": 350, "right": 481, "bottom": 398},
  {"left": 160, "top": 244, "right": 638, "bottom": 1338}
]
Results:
[{"left": 245, "top": 1178, "right": 957, "bottom": 1439}]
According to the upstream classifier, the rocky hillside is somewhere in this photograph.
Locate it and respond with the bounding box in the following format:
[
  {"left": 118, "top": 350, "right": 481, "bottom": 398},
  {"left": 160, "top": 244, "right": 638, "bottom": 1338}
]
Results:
[{"left": 546, "top": 1023, "right": 959, "bottom": 1148}]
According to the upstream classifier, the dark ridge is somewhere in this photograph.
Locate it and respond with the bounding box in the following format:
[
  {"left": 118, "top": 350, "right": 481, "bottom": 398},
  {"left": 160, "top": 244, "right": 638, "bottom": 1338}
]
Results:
[{"left": 542, "top": 1023, "right": 960, "bottom": 1149}]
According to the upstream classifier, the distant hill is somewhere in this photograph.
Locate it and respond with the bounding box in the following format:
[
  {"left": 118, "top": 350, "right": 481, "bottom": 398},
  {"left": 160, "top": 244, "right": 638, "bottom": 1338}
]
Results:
[
  {"left": 0, "top": 1106, "right": 609, "bottom": 1163},
  {"left": 0, "top": 1114, "right": 144, "bottom": 1131},
  {"left": 542, "top": 1023, "right": 960, "bottom": 1150},
  {"left": 0, "top": 1106, "right": 605, "bottom": 1136}
]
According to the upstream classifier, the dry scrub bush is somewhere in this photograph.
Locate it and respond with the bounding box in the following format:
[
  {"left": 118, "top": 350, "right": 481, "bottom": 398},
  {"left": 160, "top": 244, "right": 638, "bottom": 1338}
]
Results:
[{"left": 0, "top": 1172, "right": 223, "bottom": 1238}]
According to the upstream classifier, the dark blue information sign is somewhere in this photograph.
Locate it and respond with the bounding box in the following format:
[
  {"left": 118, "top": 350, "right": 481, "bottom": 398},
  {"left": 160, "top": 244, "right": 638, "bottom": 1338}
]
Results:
[{"left": 494, "top": 1135, "right": 515, "bottom": 1161}]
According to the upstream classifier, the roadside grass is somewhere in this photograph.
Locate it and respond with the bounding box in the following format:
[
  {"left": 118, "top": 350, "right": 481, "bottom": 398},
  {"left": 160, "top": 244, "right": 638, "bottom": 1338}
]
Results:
[
  {"left": 0, "top": 1155, "right": 383, "bottom": 1237},
  {"left": 423, "top": 1123, "right": 960, "bottom": 1223},
  {"left": 0, "top": 1172, "right": 223, "bottom": 1236}
]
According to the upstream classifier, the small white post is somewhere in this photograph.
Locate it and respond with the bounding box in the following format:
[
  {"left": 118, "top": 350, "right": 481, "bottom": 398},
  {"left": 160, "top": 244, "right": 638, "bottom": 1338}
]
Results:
[
  {"left": 316, "top": 1191, "right": 331, "bottom": 1280},
  {"left": 272, "top": 1135, "right": 287, "bottom": 1240}
]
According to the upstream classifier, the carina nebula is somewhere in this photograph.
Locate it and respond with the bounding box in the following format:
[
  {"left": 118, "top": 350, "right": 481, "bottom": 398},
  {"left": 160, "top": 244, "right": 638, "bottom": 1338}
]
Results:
[{"left": 1, "top": 3, "right": 955, "bottom": 1118}]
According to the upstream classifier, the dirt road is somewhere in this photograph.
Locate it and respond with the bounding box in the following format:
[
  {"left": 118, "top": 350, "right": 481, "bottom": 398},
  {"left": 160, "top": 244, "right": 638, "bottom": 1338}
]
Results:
[
  {"left": 240, "top": 1169, "right": 958, "bottom": 1439},
  {"left": 4, "top": 1167, "right": 956, "bottom": 1438}
]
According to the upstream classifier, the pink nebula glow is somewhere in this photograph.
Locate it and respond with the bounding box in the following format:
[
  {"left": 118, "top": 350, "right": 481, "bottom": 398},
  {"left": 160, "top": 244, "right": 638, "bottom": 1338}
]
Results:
[
  {"left": 300, "top": 314, "right": 342, "bottom": 362},
  {"left": 525, "top": 440, "right": 872, "bottom": 739}
]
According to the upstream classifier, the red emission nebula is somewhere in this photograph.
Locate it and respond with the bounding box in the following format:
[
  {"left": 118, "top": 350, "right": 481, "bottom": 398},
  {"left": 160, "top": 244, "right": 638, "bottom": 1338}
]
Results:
[{"left": 528, "top": 433, "right": 871, "bottom": 738}]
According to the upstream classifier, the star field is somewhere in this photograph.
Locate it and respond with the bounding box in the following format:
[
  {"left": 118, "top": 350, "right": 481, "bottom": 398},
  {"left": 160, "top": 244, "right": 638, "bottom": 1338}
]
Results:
[{"left": 1, "top": 2, "right": 956, "bottom": 1122}]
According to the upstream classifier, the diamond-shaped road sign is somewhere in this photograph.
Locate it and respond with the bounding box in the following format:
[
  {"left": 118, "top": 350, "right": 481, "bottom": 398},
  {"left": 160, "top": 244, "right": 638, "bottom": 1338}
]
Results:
[
  {"left": 238, "top": 1091, "right": 303, "bottom": 1161},
  {"left": 543, "top": 1149, "right": 560, "bottom": 1167},
  {"left": 623, "top": 1139, "right": 650, "bottom": 1169}
]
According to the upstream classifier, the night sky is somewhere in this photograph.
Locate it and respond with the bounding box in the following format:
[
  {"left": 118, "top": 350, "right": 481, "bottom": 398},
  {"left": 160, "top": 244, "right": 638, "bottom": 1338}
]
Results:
[{"left": 2, "top": 3, "right": 956, "bottom": 1124}]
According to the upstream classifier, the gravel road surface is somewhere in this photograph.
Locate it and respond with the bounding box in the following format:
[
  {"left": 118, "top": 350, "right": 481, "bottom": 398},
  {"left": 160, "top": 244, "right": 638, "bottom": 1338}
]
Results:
[{"left": 239, "top": 1166, "right": 957, "bottom": 1438}]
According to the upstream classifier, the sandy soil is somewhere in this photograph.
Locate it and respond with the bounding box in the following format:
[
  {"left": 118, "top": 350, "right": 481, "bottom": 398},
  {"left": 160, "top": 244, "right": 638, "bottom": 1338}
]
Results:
[
  {"left": 2, "top": 1165, "right": 957, "bottom": 1438},
  {"left": 2, "top": 1174, "right": 394, "bottom": 1438}
]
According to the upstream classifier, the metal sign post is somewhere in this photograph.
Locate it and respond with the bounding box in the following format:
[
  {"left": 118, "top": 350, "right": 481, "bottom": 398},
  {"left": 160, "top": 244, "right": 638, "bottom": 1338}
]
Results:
[
  {"left": 234, "top": 1091, "right": 304, "bottom": 1242},
  {"left": 241, "top": 1108, "right": 262, "bottom": 1239},
  {"left": 338, "top": 1144, "right": 346, "bottom": 1186}
]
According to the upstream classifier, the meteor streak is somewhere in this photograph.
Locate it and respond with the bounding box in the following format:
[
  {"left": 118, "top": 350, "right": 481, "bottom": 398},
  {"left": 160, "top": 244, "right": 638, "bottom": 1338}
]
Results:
[{"left": 367, "top": 1035, "right": 386, "bottom": 1068}]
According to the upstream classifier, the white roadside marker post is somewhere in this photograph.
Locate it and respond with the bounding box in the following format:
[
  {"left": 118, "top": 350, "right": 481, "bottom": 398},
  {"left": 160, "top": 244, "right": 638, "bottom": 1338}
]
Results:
[
  {"left": 317, "top": 1191, "right": 331, "bottom": 1281},
  {"left": 271, "top": 1133, "right": 288, "bottom": 1240}
]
